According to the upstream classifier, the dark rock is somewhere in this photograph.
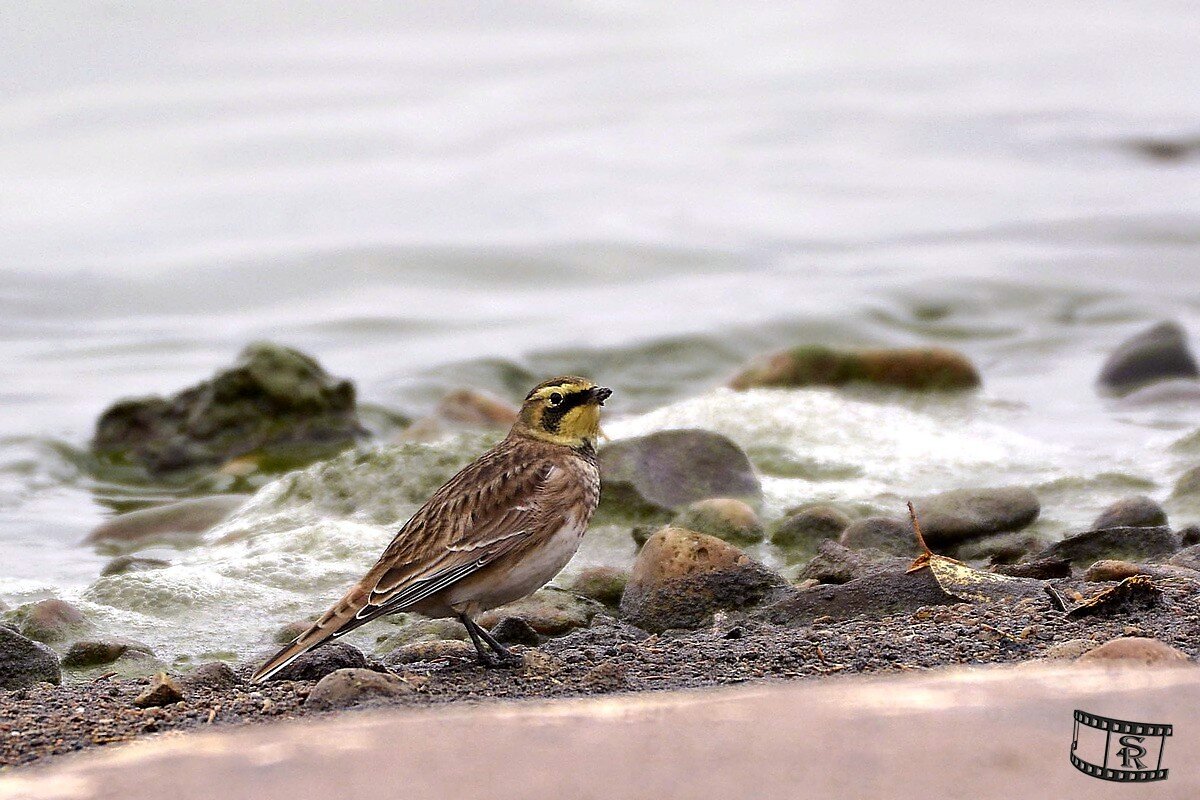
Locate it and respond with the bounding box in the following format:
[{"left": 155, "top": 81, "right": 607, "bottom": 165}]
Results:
[
  {"left": 1092, "top": 496, "right": 1167, "bottom": 530},
  {"left": 1122, "top": 136, "right": 1200, "bottom": 162},
  {"left": 99, "top": 555, "right": 172, "bottom": 576},
  {"left": 490, "top": 617, "right": 540, "bottom": 646},
  {"left": 61, "top": 639, "right": 154, "bottom": 668},
  {"left": 619, "top": 527, "right": 789, "bottom": 633},
  {"left": 305, "top": 668, "right": 414, "bottom": 710},
  {"left": 92, "top": 342, "right": 366, "bottom": 476},
  {"left": 183, "top": 661, "right": 240, "bottom": 691},
  {"left": 561, "top": 567, "right": 628, "bottom": 607},
  {"left": 838, "top": 517, "right": 919, "bottom": 556},
  {"left": 1098, "top": 321, "right": 1199, "bottom": 396},
  {"left": 271, "top": 642, "right": 367, "bottom": 682},
  {"left": 0, "top": 626, "right": 61, "bottom": 689},
  {"left": 477, "top": 588, "right": 602, "bottom": 635},
  {"left": 599, "top": 430, "right": 762, "bottom": 512},
  {"left": 672, "top": 498, "right": 764, "bottom": 544},
  {"left": 1076, "top": 637, "right": 1192, "bottom": 666},
  {"left": 1067, "top": 576, "right": 1162, "bottom": 619},
  {"left": 912, "top": 487, "right": 1040, "bottom": 543},
  {"left": 760, "top": 569, "right": 957, "bottom": 626},
  {"left": 795, "top": 540, "right": 908, "bottom": 585},
  {"left": 133, "top": 672, "right": 184, "bottom": 707},
  {"left": 1031, "top": 525, "right": 1180, "bottom": 567},
  {"left": 1180, "top": 526, "right": 1200, "bottom": 547},
  {"left": 7, "top": 599, "right": 89, "bottom": 643},
  {"left": 990, "top": 558, "right": 1070, "bottom": 579},
  {"left": 87, "top": 496, "right": 246, "bottom": 546},
  {"left": 730, "top": 346, "right": 980, "bottom": 392},
  {"left": 769, "top": 505, "right": 851, "bottom": 549}
]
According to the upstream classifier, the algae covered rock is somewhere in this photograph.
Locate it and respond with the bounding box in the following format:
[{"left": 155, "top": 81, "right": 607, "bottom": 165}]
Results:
[
  {"left": 730, "top": 345, "right": 980, "bottom": 392},
  {"left": 839, "top": 517, "right": 919, "bottom": 556},
  {"left": 620, "top": 527, "right": 788, "bottom": 632},
  {"left": 600, "top": 429, "right": 762, "bottom": 513},
  {"left": 92, "top": 342, "right": 366, "bottom": 476},
  {"left": 476, "top": 587, "right": 603, "bottom": 635},
  {"left": 6, "top": 599, "right": 89, "bottom": 644},
  {"left": 561, "top": 567, "right": 629, "bottom": 607},
  {"left": 1097, "top": 321, "right": 1199, "bottom": 397}
]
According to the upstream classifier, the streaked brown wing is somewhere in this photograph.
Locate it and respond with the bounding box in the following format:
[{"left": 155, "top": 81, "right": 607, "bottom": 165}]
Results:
[{"left": 345, "top": 443, "right": 564, "bottom": 624}]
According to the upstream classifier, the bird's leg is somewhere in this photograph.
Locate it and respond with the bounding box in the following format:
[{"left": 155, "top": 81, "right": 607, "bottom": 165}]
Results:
[{"left": 458, "top": 613, "right": 522, "bottom": 668}]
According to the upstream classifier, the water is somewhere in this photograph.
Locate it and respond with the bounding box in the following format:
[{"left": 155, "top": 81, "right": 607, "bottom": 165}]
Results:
[{"left": 2, "top": 2, "right": 1200, "bottom": 662}]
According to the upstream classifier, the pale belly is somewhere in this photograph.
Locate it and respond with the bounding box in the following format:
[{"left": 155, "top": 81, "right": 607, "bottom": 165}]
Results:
[{"left": 415, "top": 516, "right": 588, "bottom": 618}]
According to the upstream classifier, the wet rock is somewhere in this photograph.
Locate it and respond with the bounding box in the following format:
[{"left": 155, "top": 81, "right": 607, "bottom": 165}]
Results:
[
  {"left": 599, "top": 429, "right": 762, "bottom": 512},
  {"left": 990, "top": 558, "right": 1070, "bottom": 580},
  {"left": 672, "top": 498, "right": 764, "bottom": 544},
  {"left": 87, "top": 495, "right": 246, "bottom": 546},
  {"left": 182, "top": 661, "right": 240, "bottom": 691},
  {"left": 795, "top": 540, "right": 908, "bottom": 585},
  {"left": 92, "top": 342, "right": 366, "bottom": 476},
  {"left": 761, "top": 568, "right": 957, "bottom": 626},
  {"left": 1031, "top": 525, "right": 1180, "bottom": 567},
  {"left": 477, "top": 588, "right": 603, "bottom": 635},
  {"left": 619, "top": 527, "right": 788, "bottom": 633},
  {"left": 947, "top": 530, "right": 1051, "bottom": 564},
  {"left": 0, "top": 626, "right": 61, "bottom": 689},
  {"left": 769, "top": 505, "right": 851, "bottom": 549},
  {"left": 383, "top": 640, "right": 475, "bottom": 666},
  {"left": 490, "top": 617, "right": 540, "bottom": 646},
  {"left": 99, "top": 555, "right": 171, "bottom": 576},
  {"left": 133, "top": 672, "right": 184, "bottom": 707},
  {"left": 561, "top": 567, "right": 629, "bottom": 607},
  {"left": 838, "top": 517, "right": 919, "bottom": 556},
  {"left": 305, "top": 668, "right": 413, "bottom": 711},
  {"left": 730, "top": 345, "right": 980, "bottom": 392},
  {"left": 1076, "top": 637, "right": 1192, "bottom": 667},
  {"left": 61, "top": 639, "right": 154, "bottom": 668},
  {"left": 1097, "top": 321, "right": 1199, "bottom": 396},
  {"left": 912, "top": 487, "right": 1040, "bottom": 543},
  {"left": 271, "top": 642, "right": 367, "bottom": 682},
  {"left": 274, "top": 619, "right": 317, "bottom": 645},
  {"left": 1092, "top": 496, "right": 1167, "bottom": 530},
  {"left": 7, "top": 599, "right": 89, "bottom": 643}
]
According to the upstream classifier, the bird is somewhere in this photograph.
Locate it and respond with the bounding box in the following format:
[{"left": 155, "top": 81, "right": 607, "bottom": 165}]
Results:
[{"left": 251, "top": 376, "right": 611, "bottom": 682}]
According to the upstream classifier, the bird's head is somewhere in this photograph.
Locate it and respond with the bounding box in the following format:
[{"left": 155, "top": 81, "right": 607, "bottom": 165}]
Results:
[{"left": 513, "top": 376, "right": 611, "bottom": 448}]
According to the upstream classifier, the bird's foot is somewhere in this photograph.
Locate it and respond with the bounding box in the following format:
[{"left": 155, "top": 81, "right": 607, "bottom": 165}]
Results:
[{"left": 478, "top": 649, "right": 524, "bottom": 669}]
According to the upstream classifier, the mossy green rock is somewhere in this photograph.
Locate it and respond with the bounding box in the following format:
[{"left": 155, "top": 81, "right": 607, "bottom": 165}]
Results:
[
  {"left": 477, "top": 588, "right": 603, "bottom": 635},
  {"left": 92, "top": 342, "right": 366, "bottom": 476},
  {"left": 561, "top": 567, "right": 629, "bottom": 607},
  {"left": 6, "top": 599, "right": 89, "bottom": 644},
  {"left": 673, "top": 498, "right": 764, "bottom": 545},
  {"left": 730, "top": 345, "right": 980, "bottom": 392},
  {"left": 61, "top": 638, "right": 155, "bottom": 668},
  {"left": 770, "top": 505, "right": 852, "bottom": 549}
]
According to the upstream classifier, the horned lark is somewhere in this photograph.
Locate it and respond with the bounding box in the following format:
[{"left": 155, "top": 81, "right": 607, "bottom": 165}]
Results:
[{"left": 252, "top": 376, "right": 611, "bottom": 682}]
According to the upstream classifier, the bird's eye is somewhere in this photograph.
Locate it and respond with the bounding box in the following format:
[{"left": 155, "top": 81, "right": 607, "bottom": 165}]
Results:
[{"left": 548, "top": 392, "right": 563, "bottom": 406}]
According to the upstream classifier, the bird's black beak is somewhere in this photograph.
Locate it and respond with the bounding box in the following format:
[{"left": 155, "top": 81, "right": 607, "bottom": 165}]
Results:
[{"left": 590, "top": 386, "right": 612, "bottom": 405}]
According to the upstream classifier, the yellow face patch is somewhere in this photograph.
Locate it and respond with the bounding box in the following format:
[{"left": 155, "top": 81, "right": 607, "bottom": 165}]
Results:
[{"left": 516, "top": 377, "right": 611, "bottom": 447}]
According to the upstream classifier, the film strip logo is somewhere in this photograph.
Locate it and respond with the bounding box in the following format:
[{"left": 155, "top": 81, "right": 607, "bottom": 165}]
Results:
[{"left": 1071, "top": 710, "right": 1172, "bottom": 782}]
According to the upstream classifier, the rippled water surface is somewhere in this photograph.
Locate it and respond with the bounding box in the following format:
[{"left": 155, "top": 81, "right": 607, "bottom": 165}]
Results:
[{"left": 2, "top": 2, "right": 1200, "bottom": 660}]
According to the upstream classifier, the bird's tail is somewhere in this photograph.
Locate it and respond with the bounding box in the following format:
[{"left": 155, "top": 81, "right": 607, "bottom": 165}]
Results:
[{"left": 250, "top": 589, "right": 368, "bottom": 683}]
